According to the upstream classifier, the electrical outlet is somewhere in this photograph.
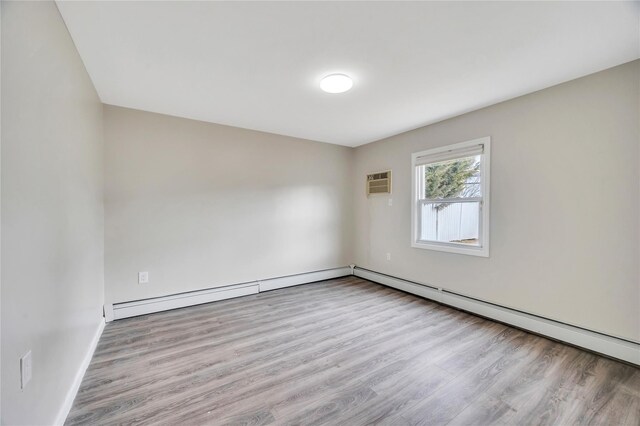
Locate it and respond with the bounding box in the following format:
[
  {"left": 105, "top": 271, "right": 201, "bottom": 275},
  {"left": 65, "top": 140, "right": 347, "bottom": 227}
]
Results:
[
  {"left": 138, "top": 271, "right": 149, "bottom": 284},
  {"left": 20, "top": 350, "right": 32, "bottom": 389},
  {"left": 388, "top": 198, "right": 393, "bottom": 206},
  {"left": 386, "top": 253, "right": 391, "bottom": 261}
]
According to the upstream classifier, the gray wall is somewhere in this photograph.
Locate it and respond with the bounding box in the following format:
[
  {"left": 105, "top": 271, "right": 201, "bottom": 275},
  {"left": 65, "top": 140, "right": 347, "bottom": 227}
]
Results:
[
  {"left": 352, "top": 60, "right": 640, "bottom": 342},
  {"left": 104, "top": 106, "right": 353, "bottom": 304},
  {"left": 1, "top": 2, "right": 105, "bottom": 425}
]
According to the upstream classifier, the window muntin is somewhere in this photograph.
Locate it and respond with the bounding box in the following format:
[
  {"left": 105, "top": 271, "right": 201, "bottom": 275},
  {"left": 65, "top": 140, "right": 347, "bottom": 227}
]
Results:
[{"left": 411, "top": 138, "right": 490, "bottom": 257}]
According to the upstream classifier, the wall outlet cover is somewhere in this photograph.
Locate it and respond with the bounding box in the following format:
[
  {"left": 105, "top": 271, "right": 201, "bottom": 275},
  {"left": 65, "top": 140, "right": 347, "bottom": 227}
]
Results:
[{"left": 20, "top": 350, "right": 32, "bottom": 389}]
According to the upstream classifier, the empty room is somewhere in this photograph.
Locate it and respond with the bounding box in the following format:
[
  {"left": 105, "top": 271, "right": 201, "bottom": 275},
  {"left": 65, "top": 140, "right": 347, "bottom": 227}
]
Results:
[{"left": 1, "top": 1, "right": 639, "bottom": 425}]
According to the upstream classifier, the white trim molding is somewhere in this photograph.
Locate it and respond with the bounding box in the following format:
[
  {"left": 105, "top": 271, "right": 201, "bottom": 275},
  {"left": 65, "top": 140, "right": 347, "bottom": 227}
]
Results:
[
  {"left": 106, "top": 267, "right": 352, "bottom": 321},
  {"left": 104, "top": 303, "right": 114, "bottom": 322},
  {"left": 258, "top": 267, "right": 352, "bottom": 292},
  {"left": 354, "top": 267, "right": 640, "bottom": 366},
  {"left": 110, "top": 282, "right": 259, "bottom": 320},
  {"left": 54, "top": 319, "right": 105, "bottom": 426}
]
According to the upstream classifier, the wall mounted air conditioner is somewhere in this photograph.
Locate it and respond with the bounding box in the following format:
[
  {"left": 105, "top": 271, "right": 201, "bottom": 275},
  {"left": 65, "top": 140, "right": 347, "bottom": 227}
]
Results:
[{"left": 366, "top": 170, "right": 391, "bottom": 195}]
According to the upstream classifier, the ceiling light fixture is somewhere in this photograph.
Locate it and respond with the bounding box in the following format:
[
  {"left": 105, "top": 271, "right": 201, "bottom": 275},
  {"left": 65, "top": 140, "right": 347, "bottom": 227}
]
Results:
[{"left": 320, "top": 74, "right": 353, "bottom": 94}]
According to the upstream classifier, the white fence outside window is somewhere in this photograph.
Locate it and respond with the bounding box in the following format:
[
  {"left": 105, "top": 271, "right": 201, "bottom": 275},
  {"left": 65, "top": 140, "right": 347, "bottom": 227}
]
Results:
[{"left": 419, "top": 201, "right": 480, "bottom": 243}]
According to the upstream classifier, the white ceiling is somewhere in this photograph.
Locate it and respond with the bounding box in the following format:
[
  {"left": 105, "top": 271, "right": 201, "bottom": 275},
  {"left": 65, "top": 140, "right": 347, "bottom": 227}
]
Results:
[{"left": 56, "top": 1, "right": 639, "bottom": 147}]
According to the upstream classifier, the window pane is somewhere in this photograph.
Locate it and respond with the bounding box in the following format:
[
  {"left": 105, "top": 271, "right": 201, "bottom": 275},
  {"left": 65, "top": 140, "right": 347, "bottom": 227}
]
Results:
[
  {"left": 419, "top": 201, "right": 480, "bottom": 245},
  {"left": 423, "top": 155, "right": 481, "bottom": 199}
]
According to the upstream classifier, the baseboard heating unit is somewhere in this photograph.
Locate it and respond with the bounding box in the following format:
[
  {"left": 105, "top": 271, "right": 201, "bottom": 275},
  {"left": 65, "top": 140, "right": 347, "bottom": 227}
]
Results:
[
  {"left": 353, "top": 266, "right": 640, "bottom": 366},
  {"left": 104, "top": 266, "right": 352, "bottom": 321}
]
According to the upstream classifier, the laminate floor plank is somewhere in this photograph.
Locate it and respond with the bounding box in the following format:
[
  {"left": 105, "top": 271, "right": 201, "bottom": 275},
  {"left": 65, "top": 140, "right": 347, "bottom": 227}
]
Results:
[
  {"left": 328, "top": 359, "right": 454, "bottom": 425},
  {"left": 396, "top": 330, "right": 543, "bottom": 425},
  {"left": 71, "top": 289, "right": 435, "bottom": 423},
  {"left": 79, "top": 281, "right": 392, "bottom": 388},
  {"left": 66, "top": 277, "right": 640, "bottom": 426},
  {"left": 129, "top": 296, "right": 463, "bottom": 425},
  {"left": 73, "top": 289, "right": 429, "bottom": 419}
]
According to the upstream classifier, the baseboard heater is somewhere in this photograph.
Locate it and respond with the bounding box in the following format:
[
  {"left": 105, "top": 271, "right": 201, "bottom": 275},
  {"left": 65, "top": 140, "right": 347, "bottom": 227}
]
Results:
[
  {"left": 105, "top": 266, "right": 352, "bottom": 321},
  {"left": 353, "top": 266, "right": 640, "bottom": 366}
]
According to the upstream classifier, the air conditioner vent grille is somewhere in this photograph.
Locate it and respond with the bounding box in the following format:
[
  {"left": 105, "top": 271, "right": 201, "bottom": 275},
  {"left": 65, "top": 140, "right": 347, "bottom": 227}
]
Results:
[{"left": 366, "top": 170, "right": 391, "bottom": 195}]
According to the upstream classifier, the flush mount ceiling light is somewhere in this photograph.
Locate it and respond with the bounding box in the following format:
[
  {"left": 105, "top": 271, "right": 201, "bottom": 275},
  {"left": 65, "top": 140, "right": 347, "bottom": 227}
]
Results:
[{"left": 320, "top": 74, "right": 353, "bottom": 94}]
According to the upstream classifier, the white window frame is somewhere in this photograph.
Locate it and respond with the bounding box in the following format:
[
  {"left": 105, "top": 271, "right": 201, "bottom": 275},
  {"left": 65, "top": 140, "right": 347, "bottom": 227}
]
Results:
[{"left": 411, "top": 136, "right": 490, "bottom": 257}]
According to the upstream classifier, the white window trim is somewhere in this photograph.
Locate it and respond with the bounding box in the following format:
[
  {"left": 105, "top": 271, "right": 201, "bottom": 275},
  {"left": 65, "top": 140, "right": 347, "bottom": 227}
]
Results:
[{"left": 411, "top": 136, "right": 491, "bottom": 257}]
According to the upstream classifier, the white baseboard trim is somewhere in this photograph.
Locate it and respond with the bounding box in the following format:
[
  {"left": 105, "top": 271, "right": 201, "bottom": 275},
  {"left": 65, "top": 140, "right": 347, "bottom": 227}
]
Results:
[
  {"left": 258, "top": 267, "right": 353, "bottom": 292},
  {"left": 354, "top": 267, "right": 640, "bottom": 366},
  {"left": 54, "top": 318, "right": 105, "bottom": 426},
  {"left": 111, "top": 282, "right": 259, "bottom": 320},
  {"left": 106, "top": 267, "right": 352, "bottom": 321}
]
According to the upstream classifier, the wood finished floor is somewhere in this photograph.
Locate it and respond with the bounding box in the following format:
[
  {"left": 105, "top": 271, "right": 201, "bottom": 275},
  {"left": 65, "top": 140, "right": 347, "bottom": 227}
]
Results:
[{"left": 67, "top": 277, "right": 640, "bottom": 426}]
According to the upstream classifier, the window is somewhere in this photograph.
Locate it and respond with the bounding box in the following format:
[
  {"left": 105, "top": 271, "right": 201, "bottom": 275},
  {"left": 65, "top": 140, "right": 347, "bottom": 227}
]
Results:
[{"left": 411, "top": 137, "right": 490, "bottom": 257}]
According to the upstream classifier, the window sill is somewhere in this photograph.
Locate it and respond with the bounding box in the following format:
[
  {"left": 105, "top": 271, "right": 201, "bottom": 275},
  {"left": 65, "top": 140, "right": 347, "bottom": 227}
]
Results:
[{"left": 411, "top": 240, "right": 489, "bottom": 257}]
